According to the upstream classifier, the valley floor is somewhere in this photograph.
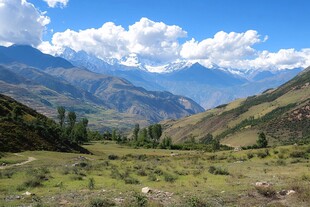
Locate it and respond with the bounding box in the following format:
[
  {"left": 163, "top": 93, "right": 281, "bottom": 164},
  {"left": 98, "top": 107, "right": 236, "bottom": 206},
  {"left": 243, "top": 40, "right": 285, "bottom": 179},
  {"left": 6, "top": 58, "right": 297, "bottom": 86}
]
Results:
[{"left": 1, "top": 142, "right": 310, "bottom": 207}]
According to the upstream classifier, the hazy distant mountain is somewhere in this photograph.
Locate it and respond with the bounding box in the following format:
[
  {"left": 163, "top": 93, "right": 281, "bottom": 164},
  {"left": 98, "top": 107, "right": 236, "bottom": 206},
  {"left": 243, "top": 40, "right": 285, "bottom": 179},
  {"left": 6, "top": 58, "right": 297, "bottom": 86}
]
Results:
[
  {"left": 161, "top": 65, "right": 310, "bottom": 146},
  {"left": 0, "top": 45, "right": 204, "bottom": 130},
  {"left": 58, "top": 48, "right": 302, "bottom": 109}
]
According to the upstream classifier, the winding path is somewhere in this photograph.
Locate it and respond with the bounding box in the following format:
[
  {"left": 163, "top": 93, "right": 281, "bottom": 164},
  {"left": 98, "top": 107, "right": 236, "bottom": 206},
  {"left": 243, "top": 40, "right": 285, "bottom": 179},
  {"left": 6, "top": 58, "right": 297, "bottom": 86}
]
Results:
[{"left": 0, "top": 154, "right": 37, "bottom": 170}]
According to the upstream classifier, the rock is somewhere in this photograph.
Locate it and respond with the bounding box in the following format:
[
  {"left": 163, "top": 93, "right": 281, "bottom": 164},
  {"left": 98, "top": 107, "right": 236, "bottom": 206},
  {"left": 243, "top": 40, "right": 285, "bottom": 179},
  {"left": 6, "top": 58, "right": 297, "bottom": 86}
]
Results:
[
  {"left": 287, "top": 190, "right": 296, "bottom": 195},
  {"left": 142, "top": 187, "right": 152, "bottom": 194},
  {"left": 279, "top": 189, "right": 296, "bottom": 196},
  {"left": 22, "top": 191, "right": 32, "bottom": 196},
  {"left": 279, "top": 190, "right": 287, "bottom": 196},
  {"left": 255, "top": 181, "right": 272, "bottom": 187}
]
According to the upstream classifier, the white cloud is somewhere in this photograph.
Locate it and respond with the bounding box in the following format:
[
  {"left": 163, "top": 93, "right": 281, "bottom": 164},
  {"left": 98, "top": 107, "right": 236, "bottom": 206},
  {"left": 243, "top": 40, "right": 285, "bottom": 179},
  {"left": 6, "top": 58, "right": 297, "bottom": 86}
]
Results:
[
  {"left": 180, "top": 30, "right": 263, "bottom": 61},
  {"left": 42, "top": 0, "right": 68, "bottom": 8},
  {"left": 44, "top": 18, "right": 187, "bottom": 64},
  {"left": 0, "top": 0, "right": 50, "bottom": 46},
  {"left": 179, "top": 30, "right": 310, "bottom": 70},
  {"left": 237, "top": 49, "right": 310, "bottom": 70}
]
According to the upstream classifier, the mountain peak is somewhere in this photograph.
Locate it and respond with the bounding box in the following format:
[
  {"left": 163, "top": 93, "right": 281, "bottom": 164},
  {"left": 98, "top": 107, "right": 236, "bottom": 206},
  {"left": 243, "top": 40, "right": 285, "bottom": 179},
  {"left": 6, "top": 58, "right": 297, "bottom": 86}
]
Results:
[{"left": 0, "top": 45, "right": 74, "bottom": 70}]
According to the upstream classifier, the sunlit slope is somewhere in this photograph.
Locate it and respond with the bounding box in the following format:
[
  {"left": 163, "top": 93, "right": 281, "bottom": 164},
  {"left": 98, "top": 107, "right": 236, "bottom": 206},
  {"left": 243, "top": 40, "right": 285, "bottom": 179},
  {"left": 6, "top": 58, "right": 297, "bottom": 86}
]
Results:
[{"left": 162, "top": 66, "right": 310, "bottom": 146}]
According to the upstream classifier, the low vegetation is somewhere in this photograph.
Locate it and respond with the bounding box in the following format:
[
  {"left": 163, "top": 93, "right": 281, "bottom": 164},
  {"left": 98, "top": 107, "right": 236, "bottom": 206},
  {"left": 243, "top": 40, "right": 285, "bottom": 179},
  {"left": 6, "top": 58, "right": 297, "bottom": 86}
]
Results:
[{"left": 1, "top": 142, "right": 310, "bottom": 206}]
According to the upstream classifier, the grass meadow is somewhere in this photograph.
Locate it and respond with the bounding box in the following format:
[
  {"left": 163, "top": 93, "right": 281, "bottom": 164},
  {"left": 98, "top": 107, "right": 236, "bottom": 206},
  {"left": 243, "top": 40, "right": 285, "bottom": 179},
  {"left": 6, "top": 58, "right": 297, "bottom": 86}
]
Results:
[{"left": 1, "top": 142, "right": 310, "bottom": 206}]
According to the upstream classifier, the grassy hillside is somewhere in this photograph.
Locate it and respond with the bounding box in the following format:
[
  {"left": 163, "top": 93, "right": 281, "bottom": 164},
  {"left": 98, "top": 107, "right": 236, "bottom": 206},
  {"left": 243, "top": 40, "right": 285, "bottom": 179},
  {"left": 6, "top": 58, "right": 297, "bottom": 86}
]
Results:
[
  {"left": 162, "top": 66, "right": 310, "bottom": 147},
  {"left": 0, "top": 94, "right": 89, "bottom": 153}
]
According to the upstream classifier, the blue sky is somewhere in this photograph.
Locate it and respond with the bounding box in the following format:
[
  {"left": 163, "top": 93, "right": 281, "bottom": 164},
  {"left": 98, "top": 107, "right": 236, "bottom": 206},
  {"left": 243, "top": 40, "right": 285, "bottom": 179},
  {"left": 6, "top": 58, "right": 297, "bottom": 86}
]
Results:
[
  {"left": 29, "top": 0, "right": 310, "bottom": 52},
  {"left": 0, "top": 0, "right": 310, "bottom": 70}
]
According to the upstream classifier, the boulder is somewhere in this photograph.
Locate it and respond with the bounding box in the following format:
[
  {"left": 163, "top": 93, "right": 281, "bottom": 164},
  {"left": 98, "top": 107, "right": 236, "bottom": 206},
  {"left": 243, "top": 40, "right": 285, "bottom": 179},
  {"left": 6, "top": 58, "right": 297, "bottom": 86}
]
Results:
[{"left": 142, "top": 187, "right": 152, "bottom": 194}]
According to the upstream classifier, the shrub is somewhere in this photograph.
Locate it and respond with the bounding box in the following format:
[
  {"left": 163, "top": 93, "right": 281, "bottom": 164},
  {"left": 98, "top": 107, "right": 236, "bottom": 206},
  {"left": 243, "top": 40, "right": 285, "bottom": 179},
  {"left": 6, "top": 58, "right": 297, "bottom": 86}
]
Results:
[
  {"left": 290, "top": 150, "right": 307, "bottom": 158},
  {"left": 88, "top": 177, "right": 95, "bottom": 190},
  {"left": 275, "top": 159, "right": 286, "bottom": 166},
  {"left": 208, "top": 166, "right": 229, "bottom": 175},
  {"left": 186, "top": 196, "right": 208, "bottom": 207},
  {"left": 247, "top": 152, "right": 254, "bottom": 159},
  {"left": 256, "top": 149, "right": 269, "bottom": 158},
  {"left": 89, "top": 198, "right": 115, "bottom": 207},
  {"left": 124, "top": 176, "right": 140, "bottom": 184},
  {"left": 108, "top": 154, "right": 119, "bottom": 160},
  {"left": 148, "top": 173, "right": 157, "bottom": 181},
  {"left": 133, "top": 192, "right": 148, "bottom": 207},
  {"left": 3, "top": 169, "right": 14, "bottom": 178},
  {"left": 136, "top": 169, "right": 147, "bottom": 176},
  {"left": 255, "top": 186, "right": 276, "bottom": 198},
  {"left": 23, "top": 177, "right": 43, "bottom": 188},
  {"left": 163, "top": 173, "right": 177, "bottom": 183}
]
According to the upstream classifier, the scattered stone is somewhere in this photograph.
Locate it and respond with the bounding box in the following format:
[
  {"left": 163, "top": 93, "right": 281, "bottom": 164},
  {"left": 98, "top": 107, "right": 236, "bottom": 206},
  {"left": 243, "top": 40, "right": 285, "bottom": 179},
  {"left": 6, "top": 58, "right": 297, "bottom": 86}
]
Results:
[
  {"left": 59, "top": 199, "right": 70, "bottom": 205},
  {"left": 287, "top": 190, "right": 296, "bottom": 195},
  {"left": 22, "top": 191, "right": 33, "bottom": 196},
  {"left": 142, "top": 187, "right": 152, "bottom": 194},
  {"left": 279, "top": 189, "right": 296, "bottom": 196},
  {"left": 114, "top": 197, "right": 125, "bottom": 203},
  {"left": 255, "top": 181, "right": 272, "bottom": 188}
]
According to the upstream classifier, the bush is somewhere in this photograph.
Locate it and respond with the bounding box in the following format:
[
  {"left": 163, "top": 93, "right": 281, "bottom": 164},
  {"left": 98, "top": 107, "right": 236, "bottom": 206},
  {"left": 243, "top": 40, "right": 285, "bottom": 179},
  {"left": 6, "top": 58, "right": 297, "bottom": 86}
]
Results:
[
  {"left": 256, "top": 149, "right": 269, "bottom": 158},
  {"left": 88, "top": 177, "right": 95, "bottom": 190},
  {"left": 23, "top": 177, "right": 43, "bottom": 188},
  {"left": 247, "top": 152, "right": 254, "bottom": 159},
  {"left": 133, "top": 192, "right": 148, "bottom": 207},
  {"left": 275, "top": 159, "right": 286, "bottom": 166},
  {"left": 108, "top": 154, "right": 119, "bottom": 160},
  {"left": 89, "top": 198, "right": 115, "bottom": 207},
  {"left": 124, "top": 176, "right": 140, "bottom": 184},
  {"left": 290, "top": 150, "right": 307, "bottom": 158},
  {"left": 255, "top": 186, "right": 276, "bottom": 198},
  {"left": 148, "top": 173, "right": 157, "bottom": 181},
  {"left": 163, "top": 173, "right": 177, "bottom": 183},
  {"left": 186, "top": 196, "right": 208, "bottom": 207},
  {"left": 2, "top": 169, "right": 14, "bottom": 178},
  {"left": 208, "top": 166, "right": 229, "bottom": 175}
]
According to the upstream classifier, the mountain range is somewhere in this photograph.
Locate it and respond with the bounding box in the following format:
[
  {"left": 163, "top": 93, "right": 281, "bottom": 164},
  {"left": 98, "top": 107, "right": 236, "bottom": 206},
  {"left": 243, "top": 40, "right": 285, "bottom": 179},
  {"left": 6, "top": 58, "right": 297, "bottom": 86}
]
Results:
[
  {"left": 161, "top": 66, "right": 310, "bottom": 146},
  {"left": 58, "top": 48, "right": 302, "bottom": 109},
  {"left": 0, "top": 45, "right": 204, "bottom": 131}
]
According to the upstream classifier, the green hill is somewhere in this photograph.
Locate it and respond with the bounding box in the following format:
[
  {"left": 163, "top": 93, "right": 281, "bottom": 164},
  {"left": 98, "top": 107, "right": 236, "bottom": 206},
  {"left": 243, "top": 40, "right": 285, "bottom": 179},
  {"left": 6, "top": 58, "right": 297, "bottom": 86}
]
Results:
[
  {"left": 0, "top": 94, "right": 90, "bottom": 153},
  {"left": 162, "top": 66, "right": 310, "bottom": 147}
]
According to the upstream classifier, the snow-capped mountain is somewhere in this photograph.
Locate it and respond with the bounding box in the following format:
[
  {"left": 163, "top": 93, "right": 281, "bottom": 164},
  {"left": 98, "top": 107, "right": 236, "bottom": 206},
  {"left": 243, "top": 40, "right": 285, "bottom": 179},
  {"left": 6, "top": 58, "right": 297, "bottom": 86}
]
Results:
[{"left": 57, "top": 48, "right": 302, "bottom": 109}]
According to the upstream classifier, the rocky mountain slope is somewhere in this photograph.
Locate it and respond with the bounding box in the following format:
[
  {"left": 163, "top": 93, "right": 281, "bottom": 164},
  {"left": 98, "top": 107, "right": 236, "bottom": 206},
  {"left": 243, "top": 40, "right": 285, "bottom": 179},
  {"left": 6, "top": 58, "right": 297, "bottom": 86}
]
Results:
[
  {"left": 0, "top": 94, "right": 90, "bottom": 153},
  {"left": 161, "top": 66, "right": 310, "bottom": 146},
  {"left": 58, "top": 48, "right": 302, "bottom": 109},
  {"left": 0, "top": 45, "right": 204, "bottom": 130}
]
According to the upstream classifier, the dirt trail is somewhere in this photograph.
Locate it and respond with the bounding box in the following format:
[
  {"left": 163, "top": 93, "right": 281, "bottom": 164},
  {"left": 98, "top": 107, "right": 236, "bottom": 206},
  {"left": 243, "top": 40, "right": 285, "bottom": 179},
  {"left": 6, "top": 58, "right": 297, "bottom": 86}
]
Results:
[{"left": 0, "top": 154, "right": 37, "bottom": 170}]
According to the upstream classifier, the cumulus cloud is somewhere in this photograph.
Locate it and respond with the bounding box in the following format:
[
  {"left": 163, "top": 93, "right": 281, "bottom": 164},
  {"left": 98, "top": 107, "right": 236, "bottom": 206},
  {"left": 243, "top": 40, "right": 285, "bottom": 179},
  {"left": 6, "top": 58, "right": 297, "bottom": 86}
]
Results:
[
  {"left": 180, "top": 30, "right": 264, "bottom": 61},
  {"left": 237, "top": 49, "right": 310, "bottom": 70},
  {"left": 0, "top": 0, "right": 50, "bottom": 46},
  {"left": 44, "top": 18, "right": 187, "bottom": 64},
  {"left": 179, "top": 30, "right": 310, "bottom": 70},
  {"left": 42, "top": 0, "right": 68, "bottom": 8}
]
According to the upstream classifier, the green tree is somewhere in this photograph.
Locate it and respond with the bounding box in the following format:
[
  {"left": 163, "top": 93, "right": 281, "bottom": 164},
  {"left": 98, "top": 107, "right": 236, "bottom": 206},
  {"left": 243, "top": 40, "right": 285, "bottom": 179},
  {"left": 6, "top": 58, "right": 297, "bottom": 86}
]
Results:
[
  {"left": 211, "top": 139, "right": 220, "bottom": 151},
  {"left": 160, "top": 136, "right": 172, "bottom": 149},
  {"left": 73, "top": 118, "right": 88, "bottom": 144},
  {"left": 151, "top": 124, "right": 162, "bottom": 148},
  {"left": 11, "top": 104, "right": 22, "bottom": 121},
  {"left": 67, "top": 111, "right": 76, "bottom": 130},
  {"left": 57, "top": 106, "right": 66, "bottom": 128},
  {"left": 112, "top": 129, "right": 117, "bottom": 141},
  {"left": 133, "top": 124, "right": 140, "bottom": 141},
  {"left": 257, "top": 132, "right": 268, "bottom": 148},
  {"left": 200, "top": 133, "right": 213, "bottom": 144},
  {"left": 138, "top": 128, "right": 148, "bottom": 144}
]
